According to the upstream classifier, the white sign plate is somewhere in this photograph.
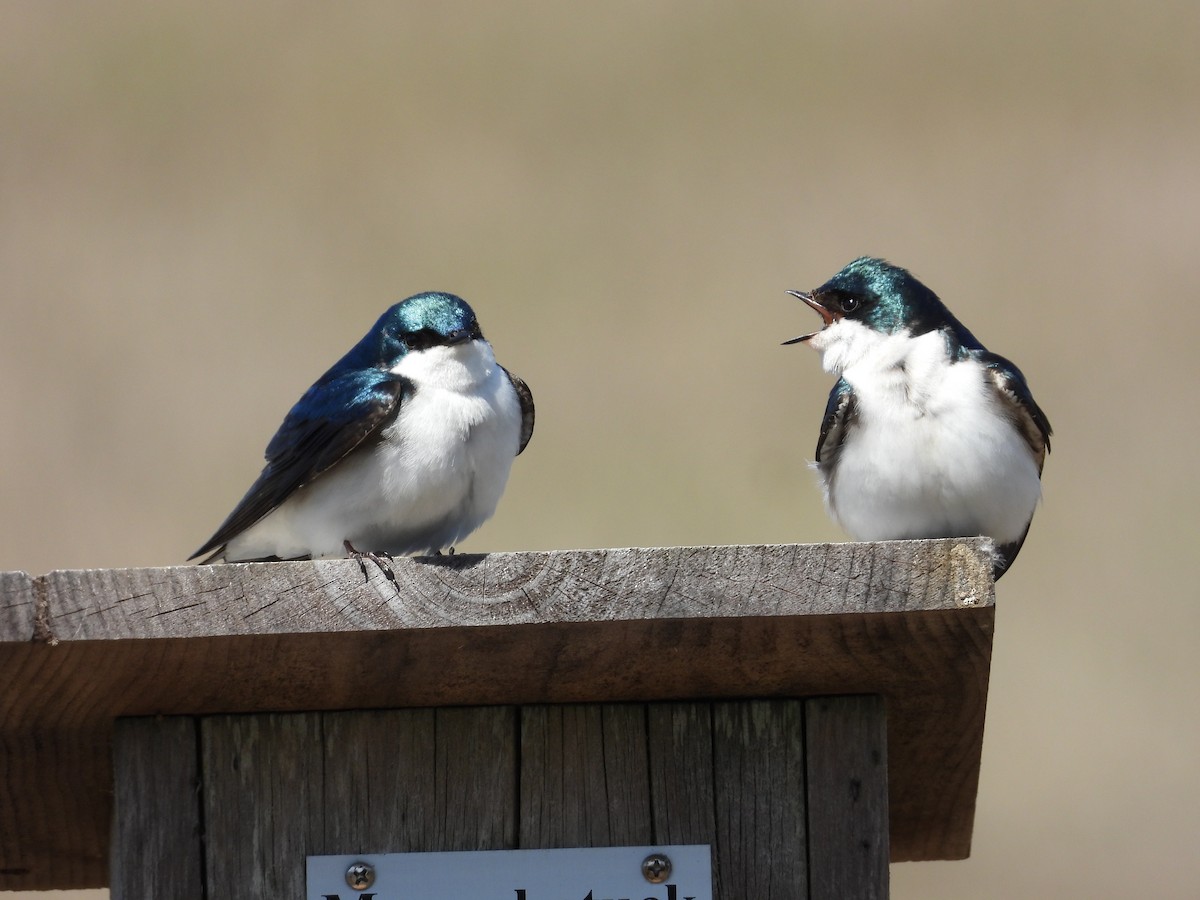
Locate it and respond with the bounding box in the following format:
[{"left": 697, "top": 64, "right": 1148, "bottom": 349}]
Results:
[{"left": 306, "top": 844, "right": 712, "bottom": 900}]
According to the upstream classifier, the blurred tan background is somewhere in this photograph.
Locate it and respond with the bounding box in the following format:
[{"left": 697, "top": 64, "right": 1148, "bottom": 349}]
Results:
[{"left": 2, "top": 2, "right": 1197, "bottom": 897}]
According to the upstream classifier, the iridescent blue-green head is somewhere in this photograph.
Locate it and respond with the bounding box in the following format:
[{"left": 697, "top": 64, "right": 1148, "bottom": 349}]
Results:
[
  {"left": 355, "top": 291, "right": 485, "bottom": 368},
  {"left": 784, "top": 257, "right": 981, "bottom": 350}
]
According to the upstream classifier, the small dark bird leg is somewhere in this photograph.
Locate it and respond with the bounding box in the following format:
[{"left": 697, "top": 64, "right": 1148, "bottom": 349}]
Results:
[{"left": 343, "top": 540, "right": 396, "bottom": 584}]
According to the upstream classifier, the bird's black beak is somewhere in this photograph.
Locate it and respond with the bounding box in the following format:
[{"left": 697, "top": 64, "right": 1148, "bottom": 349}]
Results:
[
  {"left": 781, "top": 290, "right": 836, "bottom": 345},
  {"left": 446, "top": 322, "right": 482, "bottom": 345}
]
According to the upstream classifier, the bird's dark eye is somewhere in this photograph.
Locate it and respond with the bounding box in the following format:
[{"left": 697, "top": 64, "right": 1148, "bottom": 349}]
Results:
[
  {"left": 400, "top": 331, "right": 434, "bottom": 351},
  {"left": 840, "top": 296, "right": 860, "bottom": 313}
]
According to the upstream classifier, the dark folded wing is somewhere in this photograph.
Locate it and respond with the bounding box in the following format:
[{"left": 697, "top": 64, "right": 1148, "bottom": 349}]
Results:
[
  {"left": 815, "top": 377, "right": 857, "bottom": 470},
  {"left": 979, "top": 352, "right": 1052, "bottom": 472},
  {"left": 502, "top": 366, "right": 535, "bottom": 455},
  {"left": 191, "top": 370, "right": 408, "bottom": 559},
  {"left": 978, "top": 352, "right": 1052, "bottom": 578}
]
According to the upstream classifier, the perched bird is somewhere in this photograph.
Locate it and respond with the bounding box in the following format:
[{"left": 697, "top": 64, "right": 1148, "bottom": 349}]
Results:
[
  {"left": 191, "top": 292, "right": 534, "bottom": 570},
  {"left": 784, "top": 257, "right": 1050, "bottom": 579}
]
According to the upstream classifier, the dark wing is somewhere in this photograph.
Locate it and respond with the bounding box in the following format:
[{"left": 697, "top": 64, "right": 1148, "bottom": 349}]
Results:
[
  {"left": 190, "top": 369, "right": 408, "bottom": 560},
  {"left": 501, "top": 366, "right": 535, "bottom": 455},
  {"left": 979, "top": 352, "right": 1052, "bottom": 472},
  {"left": 978, "top": 352, "right": 1052, "bottom": 578},
  {"left": 815, "top": 377, "right": 857, "bottom": 472}
]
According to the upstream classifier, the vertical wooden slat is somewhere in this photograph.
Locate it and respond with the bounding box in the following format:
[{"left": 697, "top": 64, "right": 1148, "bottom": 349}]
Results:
[
  {"left": 110, "top": 717, "right": 204, "bottom": 900},
  {"left": 646, "top": 702, "right": 723, "bottom": 897},
  {"left": 320, "top": 708, "right": 437, "bottom": 852},
  {"left": 713, "top": 700, "right": 808, "bottom": 900},
  {"left": 806, "top": 696, "right": 890, "bottom": 900},
  {"left": 199, "top": 713, "right": 325, "bottom": 900},
  {"left": 595, "top": 704, "right": 655, "bottom": 843},
  {"left": 647, "top": 702, "right": 717, "bottom": 844},
  {"left": 519, "top": 703, "right": 652, "bottom": 847},
  {"left": 431, "top": 706, "right": 518, "bottom": 850}
]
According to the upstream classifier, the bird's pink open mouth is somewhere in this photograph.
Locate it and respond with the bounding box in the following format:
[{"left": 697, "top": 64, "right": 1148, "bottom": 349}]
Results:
[{"left": 782, "top": 290, "right": 835, "bottom": 345}]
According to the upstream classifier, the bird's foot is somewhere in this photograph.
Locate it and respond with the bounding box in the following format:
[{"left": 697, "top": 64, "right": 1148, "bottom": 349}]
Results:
[{"left": 343, "top": 540, "right": 396, "bottom": 585}]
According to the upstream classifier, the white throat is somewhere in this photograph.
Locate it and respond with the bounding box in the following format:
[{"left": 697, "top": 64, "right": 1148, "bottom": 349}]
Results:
[
  {"left": 390, "top": 340, "right": 496, "bottom": 391},
  {"left": 808, "top": 319, "right": 925, "bottom": 378}
]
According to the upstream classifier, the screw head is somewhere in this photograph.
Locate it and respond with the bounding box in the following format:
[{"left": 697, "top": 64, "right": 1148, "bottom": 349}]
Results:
[
  {"left": 345, "top": 861, "right": 375, "bottom": 891},
  {"left": 642, "top": 852, "right": 672, "bottom": 884}
]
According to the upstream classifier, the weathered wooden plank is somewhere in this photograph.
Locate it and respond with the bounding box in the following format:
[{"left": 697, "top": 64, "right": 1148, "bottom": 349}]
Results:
[
  {"left": 647, "top": 701, "right": 722, "bottom": 896},
  {"left": 320, "top": 708, "right": 438, "bottom": 853},
  {"left": 34, "top": 541, "right": 992, "bottom": 643},
  {"left": 713, "top": 700, "right": 808, "bottom": 900},
  {"left": 806, "top": 696, "right": 890, "bottom": 900},
  {"left": 110, "top": 717, "right": 204, "bottom": 900},
  {"left": 430, "top": 706, "right": 519, "bottom": 850},
  {"left": 519, "top": 704, "right": 652, "bottom": 847},
  {"left": 200, "top": 713, "right": 325, "bottom": 900},
  {"left": 588, "top": 705, "right": 655, "bottom": 844},
  {"left": 0, "top": 570, "right": 35, "bottom": 642},
  {"left": 0, "top": 540, "right": 994, "bottom": 889}
]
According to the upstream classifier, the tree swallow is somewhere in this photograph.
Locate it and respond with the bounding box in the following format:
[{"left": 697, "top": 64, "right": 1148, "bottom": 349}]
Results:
[
  {"left": 784, "top": 257, "right": 1051, "bottom": 579},
  {"left": 191, "top": 292, "right": 534, "bottom": 570}
]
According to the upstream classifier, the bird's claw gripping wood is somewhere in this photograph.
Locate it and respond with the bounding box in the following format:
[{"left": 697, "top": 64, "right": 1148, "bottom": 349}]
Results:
[{"left": 343, "top": 539, "right": 396, "bottom": 585}]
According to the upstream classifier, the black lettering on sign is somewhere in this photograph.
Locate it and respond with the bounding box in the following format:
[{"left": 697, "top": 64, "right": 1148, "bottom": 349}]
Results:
[
  {"left": 509, "top": 884, "right": 697, "bottom": 900},
  {"left": 322, "top": 895, "right": 376, "bottom": 900}
]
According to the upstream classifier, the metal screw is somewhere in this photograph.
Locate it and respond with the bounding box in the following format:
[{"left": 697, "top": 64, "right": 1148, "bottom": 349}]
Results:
[
  {"left": 642, "top": 852, "right": 672, "bottom": 884},
  {"left": 345, "top": 862, "right": 375, "bottom": 891}
]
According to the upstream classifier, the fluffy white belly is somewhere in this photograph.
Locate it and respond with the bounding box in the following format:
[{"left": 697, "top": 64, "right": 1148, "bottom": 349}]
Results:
[{"left": 824, "top": 359, "right": 1041, "bottom": 545}]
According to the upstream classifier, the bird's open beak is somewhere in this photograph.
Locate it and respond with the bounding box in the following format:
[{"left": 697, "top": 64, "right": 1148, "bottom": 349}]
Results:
[{"left": 781, "top": 290, "right": 836, "bottom": 345}]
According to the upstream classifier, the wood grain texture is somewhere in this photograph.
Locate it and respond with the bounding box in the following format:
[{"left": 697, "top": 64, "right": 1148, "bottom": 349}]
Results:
[
  {"left": 431, "top": 706, "right": 519, "bottom": 850},
  {"left": 519, "top": 704, "right": 652, "bottom": 847},
  {"left": 110, "top": 717, "right": 204, "bottom": 900},
  {"left": 713, "top": 700, "right": 808, "bottom": 900},
  {"left": 200, "top": 713, "right": 325, "bottom": 899},
  {"left": 0, "top": 540, "right": 994, "bottom": 889},
  {"left": 0, "top": 570, "right": 35, "bottom": 642},
  {"left": 320, "top": 708, "right": 438, "bottom": 853},
  {"left": 645, "top": 703, "right": 730, "bottom": 899},
  {"left": 806, "top": 696, "right": 890, "bottom": 900},
  {"left": 34, "top": 540, "right": 993, "bottom": 643},
  {"left": 648, "top": 702, "right": 718, "bottom": 848}
]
